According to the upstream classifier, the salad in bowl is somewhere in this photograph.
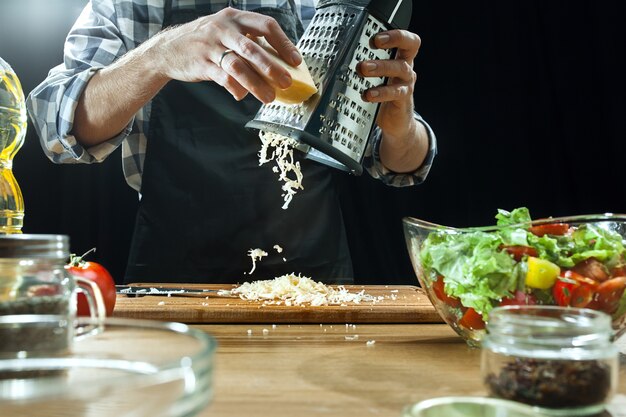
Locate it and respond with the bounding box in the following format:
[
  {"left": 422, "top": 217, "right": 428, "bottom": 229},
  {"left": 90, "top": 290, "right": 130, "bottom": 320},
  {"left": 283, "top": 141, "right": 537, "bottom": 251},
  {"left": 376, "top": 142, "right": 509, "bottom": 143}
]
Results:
[{"left": 403, "top": 208, "right": 626, "bottom": 345}]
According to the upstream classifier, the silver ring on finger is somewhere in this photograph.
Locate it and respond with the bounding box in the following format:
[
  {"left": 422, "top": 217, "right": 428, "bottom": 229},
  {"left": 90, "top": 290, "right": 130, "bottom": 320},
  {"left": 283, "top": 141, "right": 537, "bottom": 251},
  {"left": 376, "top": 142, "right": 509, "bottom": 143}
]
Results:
[{"left": 219, "top": 49, "right": 235, "bottom": 69}]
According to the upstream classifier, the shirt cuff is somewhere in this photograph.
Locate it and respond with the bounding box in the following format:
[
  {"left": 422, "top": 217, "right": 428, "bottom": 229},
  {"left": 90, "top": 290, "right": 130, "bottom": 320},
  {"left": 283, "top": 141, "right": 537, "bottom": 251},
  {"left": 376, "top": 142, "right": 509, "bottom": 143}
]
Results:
[
  {"left": 55, "top": 67, "right": 133, "bottom": 163},
  {"left": 363, "top": 112, "right": 438, "bottom": 187}
]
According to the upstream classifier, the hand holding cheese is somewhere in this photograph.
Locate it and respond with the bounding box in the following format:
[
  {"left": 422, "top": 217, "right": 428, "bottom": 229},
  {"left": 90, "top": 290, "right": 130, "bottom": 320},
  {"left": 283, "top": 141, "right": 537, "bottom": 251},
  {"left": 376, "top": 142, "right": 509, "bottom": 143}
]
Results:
[
  {"left": 249, "top": 36, "right": 317, "bottom": 104},
  {"left": 71, "top": 8, "right": 307, "bottom": 145}
]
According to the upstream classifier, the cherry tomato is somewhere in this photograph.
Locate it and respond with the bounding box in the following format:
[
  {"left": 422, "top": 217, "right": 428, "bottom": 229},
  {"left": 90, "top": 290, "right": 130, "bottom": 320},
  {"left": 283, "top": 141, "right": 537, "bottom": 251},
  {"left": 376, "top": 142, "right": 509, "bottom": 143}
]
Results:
[
  {"left": 431, "top": 275, "right": 462, "bottom": 308},
  {"left": 501, "top": 245, "right": 538, "bottom": 262},
  {"left": 561, "top": 270, "right": 599, "bottom": 288},
  {"left": 553, "top": 279, "right": 578, "bottom": 306},
  {"left": 570, "top": 285, "right": 594, "bottom": 308},
  {"left": 499, "top": 290, "right": 537, "bottom": 306},
  {"left": 529, "top": 223, "right": 570, "bottom": 237},
  {"left": 65, "top": 249, "right": 116, "bottom": 317},
  {"left": 459, "top": 308, "right": 486, "bottom": 330},
  {"left": 593, "top": 277, "right": 626, "bottom": 314}
]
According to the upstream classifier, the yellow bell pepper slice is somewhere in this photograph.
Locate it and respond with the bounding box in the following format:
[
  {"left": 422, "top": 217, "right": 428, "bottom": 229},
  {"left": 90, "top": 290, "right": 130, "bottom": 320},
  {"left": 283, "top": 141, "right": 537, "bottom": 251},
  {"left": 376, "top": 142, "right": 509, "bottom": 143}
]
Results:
[{"left": 525, "top": 256, "right": 560, "bottom": 289}]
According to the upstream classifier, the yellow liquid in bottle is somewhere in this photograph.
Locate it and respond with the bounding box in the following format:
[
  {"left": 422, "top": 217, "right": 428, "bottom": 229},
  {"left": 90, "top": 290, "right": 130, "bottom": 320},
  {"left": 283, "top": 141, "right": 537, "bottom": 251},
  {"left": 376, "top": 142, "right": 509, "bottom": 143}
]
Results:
[{"left": 0, "top": 61, "right": 26, "bottom": 234}]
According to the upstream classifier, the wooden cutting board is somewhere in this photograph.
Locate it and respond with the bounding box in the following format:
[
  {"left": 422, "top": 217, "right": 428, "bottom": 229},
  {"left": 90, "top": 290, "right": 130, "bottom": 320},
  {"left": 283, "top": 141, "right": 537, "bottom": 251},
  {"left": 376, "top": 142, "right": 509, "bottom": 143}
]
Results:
[{"left": 113, "top": 283, "right": 443, "bottom": 324}]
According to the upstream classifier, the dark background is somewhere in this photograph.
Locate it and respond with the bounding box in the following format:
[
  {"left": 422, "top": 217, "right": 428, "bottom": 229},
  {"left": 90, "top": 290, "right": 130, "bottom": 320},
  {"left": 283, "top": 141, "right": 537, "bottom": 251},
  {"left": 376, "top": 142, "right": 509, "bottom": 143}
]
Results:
[{"left": 1, "top": 1, "right": 625, "bottom": 284}]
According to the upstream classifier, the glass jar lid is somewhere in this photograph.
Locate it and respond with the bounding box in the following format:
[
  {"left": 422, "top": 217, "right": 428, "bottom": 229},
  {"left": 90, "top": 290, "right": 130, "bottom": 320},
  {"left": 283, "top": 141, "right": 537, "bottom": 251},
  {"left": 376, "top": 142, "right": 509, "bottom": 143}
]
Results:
[{"left": 0, "top": 234, "right": 69, "bottom": 260}]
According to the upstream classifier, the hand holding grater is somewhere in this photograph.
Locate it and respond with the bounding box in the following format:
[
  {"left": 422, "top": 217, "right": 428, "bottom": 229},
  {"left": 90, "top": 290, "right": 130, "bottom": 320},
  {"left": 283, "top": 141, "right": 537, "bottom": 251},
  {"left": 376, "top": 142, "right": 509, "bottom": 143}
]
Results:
[{"left": 246, "top": 0, "right": 413, "bottom": 175}]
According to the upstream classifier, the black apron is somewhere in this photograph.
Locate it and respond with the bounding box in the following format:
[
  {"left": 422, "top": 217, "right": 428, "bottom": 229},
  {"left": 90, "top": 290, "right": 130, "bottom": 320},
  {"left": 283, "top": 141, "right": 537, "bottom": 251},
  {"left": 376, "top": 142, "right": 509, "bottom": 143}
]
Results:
[{"left": 124, "top": 0, "right": 353, "bottom": 284}]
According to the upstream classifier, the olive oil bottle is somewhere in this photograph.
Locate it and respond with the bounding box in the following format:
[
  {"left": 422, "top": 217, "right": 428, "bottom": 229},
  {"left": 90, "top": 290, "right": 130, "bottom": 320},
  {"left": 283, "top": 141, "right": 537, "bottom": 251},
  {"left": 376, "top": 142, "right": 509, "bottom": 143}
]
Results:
[{"left": 0, "top": 57, "right": 25, "bottom": 233}]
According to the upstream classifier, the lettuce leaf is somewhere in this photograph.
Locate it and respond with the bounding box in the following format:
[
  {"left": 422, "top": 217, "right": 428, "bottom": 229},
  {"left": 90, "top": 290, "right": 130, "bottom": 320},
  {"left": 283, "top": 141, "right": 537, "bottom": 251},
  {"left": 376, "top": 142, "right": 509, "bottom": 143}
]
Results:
[
  {"left": 495, "top": 207, "right": 532, "bottom": 227},
  {"left": 421, "top": 229, "right": 518, "bottom": 316},
  {"left": 420, "top": 207, "right": 626, "bottom": 319}
]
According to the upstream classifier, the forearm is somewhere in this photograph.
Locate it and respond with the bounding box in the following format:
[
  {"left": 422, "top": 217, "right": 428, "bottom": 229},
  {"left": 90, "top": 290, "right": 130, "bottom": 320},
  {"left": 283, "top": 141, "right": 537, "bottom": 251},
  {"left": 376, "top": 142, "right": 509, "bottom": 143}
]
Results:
[
  {"left": 73, "top": 40, "right": 168, "bottom": 147},
  {"left": 379, "top": 116, "right": 429, "bottom": 174}
]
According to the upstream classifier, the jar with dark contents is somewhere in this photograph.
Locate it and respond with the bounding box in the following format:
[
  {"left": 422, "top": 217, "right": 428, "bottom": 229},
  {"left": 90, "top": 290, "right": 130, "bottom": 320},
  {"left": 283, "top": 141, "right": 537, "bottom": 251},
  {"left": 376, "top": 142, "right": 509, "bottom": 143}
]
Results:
[
  {"left": 0, "top": 235, "right": 73, "bottom": 378},
  {"left": 481, "top": 305, "right": 618, "bottom": 416}
]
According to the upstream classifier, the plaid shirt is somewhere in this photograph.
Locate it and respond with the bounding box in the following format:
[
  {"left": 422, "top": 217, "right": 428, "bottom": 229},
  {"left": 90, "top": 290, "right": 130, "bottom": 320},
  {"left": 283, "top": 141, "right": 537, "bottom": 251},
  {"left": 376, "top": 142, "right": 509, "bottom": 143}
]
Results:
[{"left": 27, "top": 0, "right": 437, "bottom": 193}]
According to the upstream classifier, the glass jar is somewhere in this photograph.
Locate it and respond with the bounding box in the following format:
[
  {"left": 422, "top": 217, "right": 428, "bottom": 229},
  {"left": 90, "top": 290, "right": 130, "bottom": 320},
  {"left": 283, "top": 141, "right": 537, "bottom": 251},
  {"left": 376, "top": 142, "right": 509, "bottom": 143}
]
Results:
[
  {"left": 0, "top": 234, "right": 104, "bottom": 360},
  {"left": 481, "top": 305, "right": 618, "bottom": 416}
]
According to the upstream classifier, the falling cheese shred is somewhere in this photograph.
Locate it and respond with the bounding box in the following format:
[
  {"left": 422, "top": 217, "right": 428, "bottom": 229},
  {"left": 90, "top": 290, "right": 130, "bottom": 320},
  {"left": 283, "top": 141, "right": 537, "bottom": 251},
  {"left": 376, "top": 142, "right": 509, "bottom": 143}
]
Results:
[
  {"left": 218, "top": 274, "right": 384, "bottom": 306},
  {"left": 247, "top": 248, "right": 268, "bottom": 275},
  {"left": 258, "top": 131, "right": 303, "bottom": 210}
]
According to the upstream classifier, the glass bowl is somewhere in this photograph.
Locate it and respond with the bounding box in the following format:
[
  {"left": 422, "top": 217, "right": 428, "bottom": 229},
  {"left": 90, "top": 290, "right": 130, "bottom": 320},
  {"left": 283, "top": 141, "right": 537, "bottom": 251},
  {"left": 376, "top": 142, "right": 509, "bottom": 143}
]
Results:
[
  {"left": 402, "top": 211, "right": 626, "bottom": 346},
  {"left": 0, "top": 315, "right": 216, "bottom": 417},
  {"left": 402, "top": 396, "right": 548, "bottom": 417}
]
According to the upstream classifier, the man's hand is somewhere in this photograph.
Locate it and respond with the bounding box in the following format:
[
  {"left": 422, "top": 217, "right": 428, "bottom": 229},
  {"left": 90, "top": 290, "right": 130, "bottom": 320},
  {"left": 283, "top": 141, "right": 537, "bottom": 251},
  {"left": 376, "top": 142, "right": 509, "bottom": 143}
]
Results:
[
  {"left": 74, "top": 8, "right": 302, "bottom": 146},
  {"left": 357, "top": 29, "right": 429, "bottom": 174},
  {"left": 149, "top": 8, "right": 302, "bottom": 103}
]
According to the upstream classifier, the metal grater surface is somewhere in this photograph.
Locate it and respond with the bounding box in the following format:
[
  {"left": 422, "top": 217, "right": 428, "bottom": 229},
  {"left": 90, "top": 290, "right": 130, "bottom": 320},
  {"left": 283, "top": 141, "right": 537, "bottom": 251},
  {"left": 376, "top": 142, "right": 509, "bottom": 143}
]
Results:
[{"left": 246, "top": 0, "right": 412, "bottom": 175}]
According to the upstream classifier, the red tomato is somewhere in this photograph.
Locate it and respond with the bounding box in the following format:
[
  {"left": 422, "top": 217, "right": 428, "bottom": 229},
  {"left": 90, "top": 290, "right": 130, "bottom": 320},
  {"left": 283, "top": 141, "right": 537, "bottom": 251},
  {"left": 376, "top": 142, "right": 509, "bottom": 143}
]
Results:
[
  {"left": 459, "top": 308, "right": 486, "bottom": 330},
  {"left": 553, "top": 279, "right": 578, "bottom": 306},
  {"left": 570, "top": 285, "right": 594, "bottom": 308},
  {"left": 431, "top": 275, "right": 462, "bottom": 308},
  {"left": 593, "top": 277, "right": 626, "bottom": 314},
  {"left": 501, "top": 245, "right": 538, "bottom": 262},
  {"left": 561, "top": 270, "right": 599, "bottom": 288},
  {"left": 499, "top": 290, "right": 537, "bottom": 306},
  {"left": 66, "top": 250, "right": 116, "bottom": 317},
  {"left": 529, "top": 223, "right": 570, "bottom": 237}
]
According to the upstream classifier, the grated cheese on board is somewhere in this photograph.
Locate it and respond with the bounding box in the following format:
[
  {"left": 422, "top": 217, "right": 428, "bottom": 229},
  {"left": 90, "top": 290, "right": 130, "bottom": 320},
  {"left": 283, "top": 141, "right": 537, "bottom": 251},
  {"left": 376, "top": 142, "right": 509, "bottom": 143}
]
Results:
[
  {"left": 258, "top": 131, "right": 303, "bottom": 209},
  {"left": 219, "top": 274, "right": 383, "bottom": 306}
]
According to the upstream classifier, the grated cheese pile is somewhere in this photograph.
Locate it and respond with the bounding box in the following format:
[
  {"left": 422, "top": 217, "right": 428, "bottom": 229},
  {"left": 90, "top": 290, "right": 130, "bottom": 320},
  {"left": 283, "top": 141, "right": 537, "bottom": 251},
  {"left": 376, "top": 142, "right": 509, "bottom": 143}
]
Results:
[
  {"left": 247, "top": 248, "right": 268, "bottom": 275},
  {"left": 258, "top": 131, "right": 303, "bottom": 210},
  {"left": 219, "top": 274, "right": 384, "bottom": 306}
]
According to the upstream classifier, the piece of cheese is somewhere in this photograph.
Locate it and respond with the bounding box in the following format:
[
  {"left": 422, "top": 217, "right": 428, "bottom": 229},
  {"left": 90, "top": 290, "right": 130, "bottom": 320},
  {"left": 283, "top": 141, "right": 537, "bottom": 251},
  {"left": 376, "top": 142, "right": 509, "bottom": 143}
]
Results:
[{"left": 253, "top": 36, "right": 318, "bottom": 104}]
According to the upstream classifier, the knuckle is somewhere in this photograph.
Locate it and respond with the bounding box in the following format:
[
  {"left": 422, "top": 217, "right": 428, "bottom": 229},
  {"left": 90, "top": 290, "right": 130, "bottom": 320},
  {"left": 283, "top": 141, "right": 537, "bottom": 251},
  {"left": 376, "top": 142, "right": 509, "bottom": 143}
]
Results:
[
  {"left": 414, "top": 33, "right": 422, "bottom": 49},
  {"left": 238, "top": 38, "right": 257, "bottom": 57},
  {"left": 203, "top": 19, "right": 220, "bottom": 32},
  {"left": 280, "top": 38, "right": 296, "bottom": 53},
  {"left": 261, "top": 17, "right": 279, "bottom": 32},
  {"left": 220, "top": 7, "right": 236, "bottom": 18},
  {"left": 402, "top": 61, "right": 412, "bottom": 75},
  {"left": 255, "top": 59, "right": 274, "bottom": 78}
]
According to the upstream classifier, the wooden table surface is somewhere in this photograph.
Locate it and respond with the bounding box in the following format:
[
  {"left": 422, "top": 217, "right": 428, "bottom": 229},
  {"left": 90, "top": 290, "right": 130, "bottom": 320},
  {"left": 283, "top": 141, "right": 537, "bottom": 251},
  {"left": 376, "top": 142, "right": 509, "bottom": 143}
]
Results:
[{"left": 192, "top": 323, "right": 626, "bottom": 417}]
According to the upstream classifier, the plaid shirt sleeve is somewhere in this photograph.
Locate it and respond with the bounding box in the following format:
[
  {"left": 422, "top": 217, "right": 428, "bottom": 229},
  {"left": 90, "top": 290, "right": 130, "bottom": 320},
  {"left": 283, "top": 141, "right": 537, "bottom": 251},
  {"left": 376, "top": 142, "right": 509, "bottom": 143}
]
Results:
[
  {"left": 26, "top": 1, "right": 132, "bottom": 164},
  {"left": 363, "top": 112, "right": 437, "bottom": 186}
]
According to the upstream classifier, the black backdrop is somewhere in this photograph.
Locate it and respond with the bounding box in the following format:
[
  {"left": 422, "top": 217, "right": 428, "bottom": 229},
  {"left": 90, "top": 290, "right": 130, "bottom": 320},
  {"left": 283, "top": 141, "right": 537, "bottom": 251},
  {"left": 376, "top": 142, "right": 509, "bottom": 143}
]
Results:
[{"left": 1, "top": 1, "right": 625, "bottom": 284}]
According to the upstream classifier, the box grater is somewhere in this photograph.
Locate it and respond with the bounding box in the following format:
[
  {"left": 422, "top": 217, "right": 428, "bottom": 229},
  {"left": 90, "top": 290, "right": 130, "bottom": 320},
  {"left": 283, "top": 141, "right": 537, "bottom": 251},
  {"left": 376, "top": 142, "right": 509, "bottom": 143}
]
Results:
[{"left": 246, "top": 0, "right": 413, "bottom": 175}]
